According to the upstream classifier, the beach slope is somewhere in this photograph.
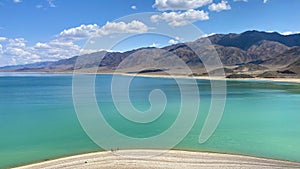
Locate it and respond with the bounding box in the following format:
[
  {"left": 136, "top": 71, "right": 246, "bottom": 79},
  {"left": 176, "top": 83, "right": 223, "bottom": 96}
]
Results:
[{"left": 15, "top": 150, "right": 300, "bottom": 169}]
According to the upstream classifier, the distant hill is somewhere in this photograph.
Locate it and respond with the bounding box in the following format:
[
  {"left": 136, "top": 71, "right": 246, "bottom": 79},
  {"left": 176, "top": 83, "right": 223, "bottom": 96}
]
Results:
[
  {"left": 0, "top": 61, "right": 54, "bottom": 71},
  {"left": 1, "top": 30, "right": 300, "bottom": 78}
]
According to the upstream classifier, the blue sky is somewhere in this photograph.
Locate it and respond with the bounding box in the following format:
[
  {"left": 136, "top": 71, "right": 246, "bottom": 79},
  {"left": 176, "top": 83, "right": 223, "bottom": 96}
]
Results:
[{"left": 0, "top": 0, "right": 299, "bottom": 66}]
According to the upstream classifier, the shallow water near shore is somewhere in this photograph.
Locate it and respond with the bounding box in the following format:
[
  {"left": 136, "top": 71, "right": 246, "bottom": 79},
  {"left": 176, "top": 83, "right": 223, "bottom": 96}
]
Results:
[{"left": 0, "top": 73, "right": 300, "bottom": 168}]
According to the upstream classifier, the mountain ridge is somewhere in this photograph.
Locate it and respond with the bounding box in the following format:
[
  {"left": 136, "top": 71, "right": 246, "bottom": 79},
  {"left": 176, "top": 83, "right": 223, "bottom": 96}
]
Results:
[
  {"left": 1, "top": 30, "right": 300, "bottom": 78},
  {"left": 208, "top": 30, "right": 300, "bottom": 50}
]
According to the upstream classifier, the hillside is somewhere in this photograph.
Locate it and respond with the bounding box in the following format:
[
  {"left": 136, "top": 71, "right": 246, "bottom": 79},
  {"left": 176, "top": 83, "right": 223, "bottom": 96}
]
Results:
[
  {"left": 286, "top": 58, "right": 300, "bottom": 74},
  {"left": 247, "top": 40, "right": 290, "bottom": 61},
  {"left": 208, "top": 30, "right": 300, "bottom": 50},
  {"left": 1, "top": 30, "right": 300, "bottom": 78},
  {"left": 262, "top": 47, "right": 300, "bottom": 66}
]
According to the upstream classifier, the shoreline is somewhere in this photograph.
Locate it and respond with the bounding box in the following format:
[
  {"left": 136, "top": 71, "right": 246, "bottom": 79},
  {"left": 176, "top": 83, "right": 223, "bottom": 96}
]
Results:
[
  {"left": 120, "top": 73, "right": 300, "bottom": 84},
  {"left": 2, "top": 71, "right": 300, "bottom": 84},
  {"left": 14, "top": 149, "right": 300, "bottom": 169}
]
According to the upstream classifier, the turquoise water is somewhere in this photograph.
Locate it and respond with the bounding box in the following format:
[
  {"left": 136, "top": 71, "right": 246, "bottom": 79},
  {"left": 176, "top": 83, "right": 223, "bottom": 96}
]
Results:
[{"left": 0, "top": 73, "right": 300, "bottom": 168}]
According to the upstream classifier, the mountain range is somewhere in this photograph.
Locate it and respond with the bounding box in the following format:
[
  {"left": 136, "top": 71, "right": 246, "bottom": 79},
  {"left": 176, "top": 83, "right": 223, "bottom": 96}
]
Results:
[{"left": 2, "top": 30, "right": 300, "bottom": 78}]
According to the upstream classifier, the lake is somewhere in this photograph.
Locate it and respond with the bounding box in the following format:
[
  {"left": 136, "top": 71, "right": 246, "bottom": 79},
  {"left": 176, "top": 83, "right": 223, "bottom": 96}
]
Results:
[{"left": 0, "top": 73, "right": 300, "bottom": 168}]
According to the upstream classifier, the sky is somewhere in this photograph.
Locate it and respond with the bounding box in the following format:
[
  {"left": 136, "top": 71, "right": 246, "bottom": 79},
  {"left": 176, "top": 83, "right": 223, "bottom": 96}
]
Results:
[{"left": 0, "top": 0, "right": 300, "bottom": 66}]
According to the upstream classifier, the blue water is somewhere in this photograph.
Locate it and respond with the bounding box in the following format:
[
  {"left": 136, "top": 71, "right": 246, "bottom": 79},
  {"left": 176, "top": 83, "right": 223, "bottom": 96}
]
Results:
[{"left": 0, "top": 73, "right": 300, "bottom": 168}]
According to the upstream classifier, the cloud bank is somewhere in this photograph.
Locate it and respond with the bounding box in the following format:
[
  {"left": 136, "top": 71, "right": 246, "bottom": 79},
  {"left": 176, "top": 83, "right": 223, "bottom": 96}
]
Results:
[
  {"left": 151, "top": 9, "right": 209, "bottom": 26},
  {"left": 0, "top": 20, "right": 149, "bottom": 66},
  {"left": 209, "top": 1, "right": 231, "bottom": 12},
  {"left": 152, "top": 0, "right": 212, "bottom": 11}
]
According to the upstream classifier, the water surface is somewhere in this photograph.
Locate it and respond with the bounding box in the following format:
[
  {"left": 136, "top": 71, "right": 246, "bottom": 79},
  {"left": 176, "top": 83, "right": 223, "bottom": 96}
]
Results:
[{"left": 0, "top": 73, "right": 300, "bottom": 168}]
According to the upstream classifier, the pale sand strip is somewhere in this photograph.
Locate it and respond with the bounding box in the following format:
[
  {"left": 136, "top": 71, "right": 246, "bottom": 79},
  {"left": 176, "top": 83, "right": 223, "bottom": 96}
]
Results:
[
  {"left": 11, "top": 72, "right": 300, "bottom": 84},
  {"left": 118, "top": 73, "right": 300, "bottom": 84},
  {"left": 14, "top": 150, "right": 300, "bottom": 169}
]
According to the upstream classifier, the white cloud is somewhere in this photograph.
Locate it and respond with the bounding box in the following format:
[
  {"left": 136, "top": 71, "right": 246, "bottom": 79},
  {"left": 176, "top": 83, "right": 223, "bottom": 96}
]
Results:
[
  {"left": 47, "top": 0, "right": 56, "bottom": 7},
  {"left": 13, "top": 0, "right": 22, "bottom": 3},
  {"left": 280, "top": 31, "right": 300, "bottom": 36},
  {"left": 201, "top": 32, "right": 216, "bottom": 37},
  {"left": 150, "top": 43, "right": 160, "bottom": 47},
  {"left": 153, "top": 0, "right": 212, "bottom": 11},
  {"left": 8, "top": 38, "right": 26, "bottom": 48},
  {"left": 168, "top": 39, "right": 179, "bottom": 44},
  {"left": 0, "top": 37, "right": 81, "bottom": 66},
  {"left": 266, "top": 30, "right": 300, "bottom": 35},
  {"left": 208, "top": 1, "right": 231, "bottom": 12},
  {"left": 263, "top": 0, "right": 268, "bottom": 3},
  {"left": 0, "top": 20, "right": 149, "bottom": 66},
  {"left": 59, "top": 24, "right": 100, "bottom": 41},
  {"left": 99, "top": 20, "right": 148, "bottom": 35},
  {"left": 59, "top": 20, "right": 148, "bottom": 41},
  {"left": 170, "top": 36, "right": 182, "bottom": 43},
  {"left": 265, "top": 30, "right": 275, "bottom": 33},
  {"left": 151, "top": 9, "right": 209, "bottom": 26},
  {"left": 281, "top": 31, "right": 293, "bottom": 36},
  {"left": 32, "top": 39, "right": 81, "bottom": 60},
  {"left": 34, "top": 42, "right": 50, "bottom": 49},
  {"left": 3, "top": 38, "right": 41, "bottom": 65},
  {"left": 131, "top": 5, "right": 137, "bottom": 10},
  {"left": 0, "top": 44, "right": 3, "bottom": 54},
  {"left": 174, "top": 36, "right": 181, "bottom": 41},
  {"left": 89, "top": 40, "right": 95, "bottom": 44},
  {"left": 0, "top": 37, "right": 7, "bottom": 42},
  {"left": 80, "top": 49, "right": 100, "bottom": 54}
]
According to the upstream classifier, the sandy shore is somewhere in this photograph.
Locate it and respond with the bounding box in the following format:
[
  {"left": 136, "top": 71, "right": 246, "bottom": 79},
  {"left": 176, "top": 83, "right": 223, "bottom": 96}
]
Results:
[
  {"left": 3, "top": 71, "right": 300, "bottom": 84},
  {"left": 14, "top": 150, "right": 300, "bottom": 169},
  {"left": 115, "top": 73, "right": 300, "bottom": 84}
]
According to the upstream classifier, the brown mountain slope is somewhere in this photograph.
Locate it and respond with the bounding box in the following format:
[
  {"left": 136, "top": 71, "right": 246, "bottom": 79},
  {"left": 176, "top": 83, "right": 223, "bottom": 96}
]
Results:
[
  {"left": 262, "top": 47, "right": 300, "bottom": 66},
  {"left": 247, "top": 40, "right": 290, "bottom": 61},
  {"left": 285, "top": 58, "right": 300, "bottom": 74},
  {"left": 213, "top": 45, "right": 253, "bottom": 65}
]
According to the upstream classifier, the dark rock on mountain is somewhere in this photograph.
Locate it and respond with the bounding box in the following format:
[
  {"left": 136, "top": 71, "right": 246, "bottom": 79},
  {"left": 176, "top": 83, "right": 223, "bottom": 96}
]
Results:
[
  {"left": 257, "top": 71, "right": 282, "bottom": 78},
  {"left": 257, "top": 71, "right": 297, "bottom": 78},
  {"left": 128, "top": 69, "right": 167, "bottom": 74},
  {"left": 285, "top": 58, "right": 300, "bottom": 74},
  {"left": 277, "top": 70, "right": 296, "bottom": 75},
  {"left": 226, "top": 74, "right": 255, "bottom": 78},
  {"left": 248, "top": 60, "right": 265, "bottom": 64}
]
